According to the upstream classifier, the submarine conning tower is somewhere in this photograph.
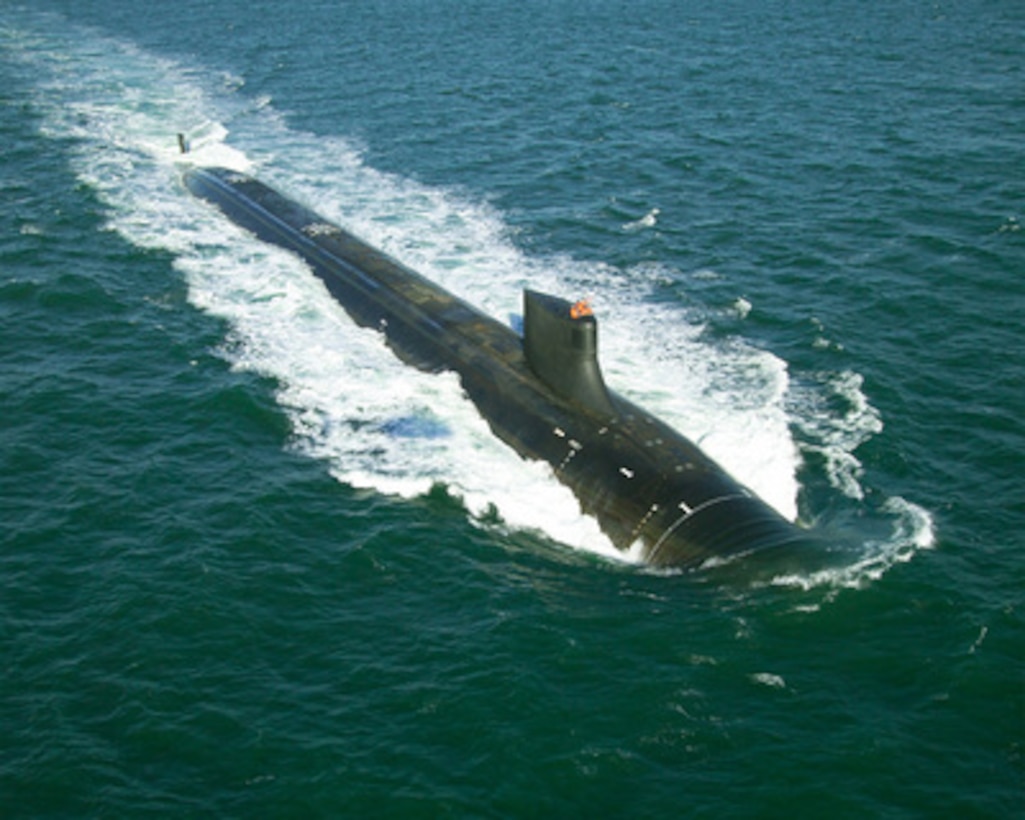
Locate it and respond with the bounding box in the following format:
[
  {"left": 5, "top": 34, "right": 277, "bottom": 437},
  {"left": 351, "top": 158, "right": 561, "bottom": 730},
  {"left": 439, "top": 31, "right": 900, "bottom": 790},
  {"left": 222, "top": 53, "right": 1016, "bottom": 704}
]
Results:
[{"left": 522, "top": 290, "right": 616, "bottom": 418}]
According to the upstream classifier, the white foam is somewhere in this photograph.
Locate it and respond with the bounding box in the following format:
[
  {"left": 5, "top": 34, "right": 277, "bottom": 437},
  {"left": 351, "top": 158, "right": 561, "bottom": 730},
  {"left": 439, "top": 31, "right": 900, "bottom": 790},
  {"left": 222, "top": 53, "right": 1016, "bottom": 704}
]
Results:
[
  {"left": 789, "top": 370, "right": 883, "bottom": 501},
  {"left": 622, "top": 207, "right": 660, "bottom": 232},
  {"left": 750, "top": 672, "right": 787, "bottom": 689},
  {"left": 733, "top": 297, "right": 753, "bottom": 319},
  {"left": 768, "top": 495, "right": 935, "bottom": 598}
]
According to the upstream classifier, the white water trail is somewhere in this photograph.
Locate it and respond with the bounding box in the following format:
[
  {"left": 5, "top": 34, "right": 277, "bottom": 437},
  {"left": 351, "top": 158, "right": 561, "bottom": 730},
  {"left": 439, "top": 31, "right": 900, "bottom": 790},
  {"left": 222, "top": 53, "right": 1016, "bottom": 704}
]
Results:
[{"left": 6, "top": 8, "right": 934, "bottom": 585}]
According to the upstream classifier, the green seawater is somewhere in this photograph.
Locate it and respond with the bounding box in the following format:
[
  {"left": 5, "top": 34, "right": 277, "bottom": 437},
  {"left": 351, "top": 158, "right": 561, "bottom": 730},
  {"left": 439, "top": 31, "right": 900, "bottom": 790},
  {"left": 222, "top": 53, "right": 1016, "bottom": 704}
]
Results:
[{"left": 2, "top": 1, "right": 1022, "bottom": 816}]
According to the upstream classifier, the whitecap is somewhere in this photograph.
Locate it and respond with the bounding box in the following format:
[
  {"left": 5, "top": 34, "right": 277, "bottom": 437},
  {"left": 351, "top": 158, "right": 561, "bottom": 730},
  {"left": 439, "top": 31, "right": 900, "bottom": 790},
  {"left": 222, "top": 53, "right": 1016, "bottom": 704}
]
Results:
[{"left": 622, "top": 207, "right": 660, "bottom": 232}]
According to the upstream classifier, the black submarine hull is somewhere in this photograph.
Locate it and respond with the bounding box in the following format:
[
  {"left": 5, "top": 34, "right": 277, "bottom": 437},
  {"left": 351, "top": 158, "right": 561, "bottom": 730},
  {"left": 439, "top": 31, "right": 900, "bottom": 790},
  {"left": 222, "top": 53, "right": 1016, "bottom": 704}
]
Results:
[{"left": 183, "top": 166, "right": 809, "bottom": 568}]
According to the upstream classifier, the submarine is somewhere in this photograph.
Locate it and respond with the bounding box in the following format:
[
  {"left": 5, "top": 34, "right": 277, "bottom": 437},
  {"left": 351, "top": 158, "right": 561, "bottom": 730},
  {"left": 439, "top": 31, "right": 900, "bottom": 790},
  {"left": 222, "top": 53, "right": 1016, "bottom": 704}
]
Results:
[{"left": 183, "top": 165, "right": 811, "bottom": 569}]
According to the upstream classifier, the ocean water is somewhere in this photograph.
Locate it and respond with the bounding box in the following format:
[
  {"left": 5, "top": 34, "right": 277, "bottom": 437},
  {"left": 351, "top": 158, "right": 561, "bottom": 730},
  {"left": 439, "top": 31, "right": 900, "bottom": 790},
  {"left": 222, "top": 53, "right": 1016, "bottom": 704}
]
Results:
[{"left": 1, "top": 0, "right": 1022, "bottom": 815}]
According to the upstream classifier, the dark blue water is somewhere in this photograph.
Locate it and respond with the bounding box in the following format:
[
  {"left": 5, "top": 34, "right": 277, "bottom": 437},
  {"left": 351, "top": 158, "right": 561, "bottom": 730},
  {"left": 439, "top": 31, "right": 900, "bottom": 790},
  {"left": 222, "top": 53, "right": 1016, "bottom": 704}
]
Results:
[{"left": 2, "top": 1, "right": 1022, "bottom": 815}]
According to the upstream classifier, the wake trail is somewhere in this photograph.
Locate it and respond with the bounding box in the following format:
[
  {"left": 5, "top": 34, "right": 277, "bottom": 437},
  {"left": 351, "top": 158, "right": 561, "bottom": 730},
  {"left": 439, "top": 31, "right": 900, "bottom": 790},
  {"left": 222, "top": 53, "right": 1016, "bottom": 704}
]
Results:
[{"left": 4, "top": 8, "right": 934, "bottom": 591}]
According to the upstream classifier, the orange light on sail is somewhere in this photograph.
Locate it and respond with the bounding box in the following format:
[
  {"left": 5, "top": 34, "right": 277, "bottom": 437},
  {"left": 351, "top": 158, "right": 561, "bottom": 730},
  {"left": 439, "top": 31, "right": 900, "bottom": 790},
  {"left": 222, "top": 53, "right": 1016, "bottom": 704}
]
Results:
[{"left": 570, "top": 299, "right": 593, "bottom": 319}]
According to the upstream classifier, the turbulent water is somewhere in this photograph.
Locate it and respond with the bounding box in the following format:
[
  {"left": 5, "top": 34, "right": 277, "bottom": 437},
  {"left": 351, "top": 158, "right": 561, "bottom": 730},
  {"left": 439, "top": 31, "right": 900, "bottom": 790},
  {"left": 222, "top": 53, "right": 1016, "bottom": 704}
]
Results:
[{"left": 2, "top": 1, "right": 1022, "bottom": 815}]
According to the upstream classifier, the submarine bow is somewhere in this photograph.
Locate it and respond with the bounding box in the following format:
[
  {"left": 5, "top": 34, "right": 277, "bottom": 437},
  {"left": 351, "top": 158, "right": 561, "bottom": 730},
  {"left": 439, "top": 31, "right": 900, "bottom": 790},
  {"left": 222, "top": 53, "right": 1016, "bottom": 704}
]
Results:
[{"left": 183, "top": 165, "right": 809, "bottom": 569}]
